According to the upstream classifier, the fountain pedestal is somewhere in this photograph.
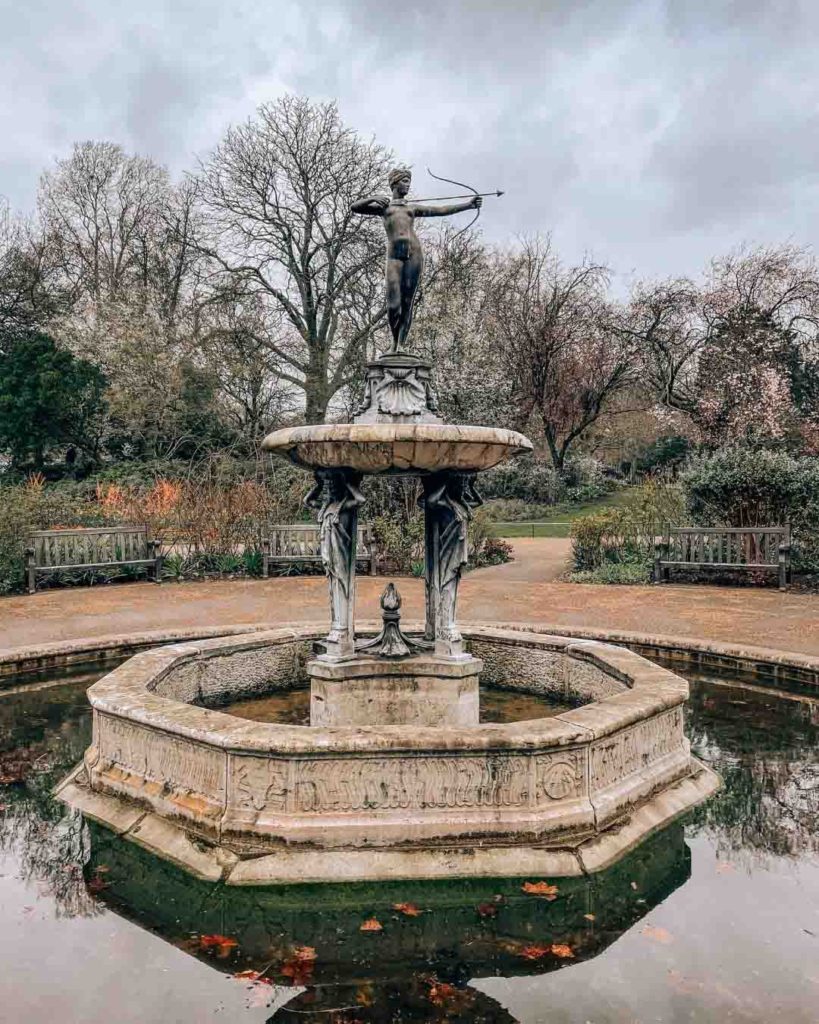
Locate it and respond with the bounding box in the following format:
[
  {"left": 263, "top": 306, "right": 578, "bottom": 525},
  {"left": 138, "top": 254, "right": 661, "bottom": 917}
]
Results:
[{"left": 307, "top": 653, "right": 482, "bottom": 727}]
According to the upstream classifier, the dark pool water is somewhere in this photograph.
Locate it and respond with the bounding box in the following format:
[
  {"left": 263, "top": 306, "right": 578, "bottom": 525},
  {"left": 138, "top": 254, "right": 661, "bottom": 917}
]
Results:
[{"left": 1, "top": 659, "right": 817, "bottom": 1023}]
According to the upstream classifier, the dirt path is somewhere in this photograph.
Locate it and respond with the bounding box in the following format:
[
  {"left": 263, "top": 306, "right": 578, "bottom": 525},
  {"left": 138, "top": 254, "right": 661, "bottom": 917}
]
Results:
[{"left": 0, "top": 539, "right": 817, "bottom": 657}]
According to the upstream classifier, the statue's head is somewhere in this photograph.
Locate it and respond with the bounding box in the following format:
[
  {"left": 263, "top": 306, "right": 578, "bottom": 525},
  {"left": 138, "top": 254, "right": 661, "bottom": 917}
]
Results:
[{"left": 388, "top": 167, "right": 411, "bottom": 197}]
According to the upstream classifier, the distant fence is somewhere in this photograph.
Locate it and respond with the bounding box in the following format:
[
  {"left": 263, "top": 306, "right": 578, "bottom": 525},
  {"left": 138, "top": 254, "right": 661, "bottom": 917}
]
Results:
[{"left": 487, "top": 521, "right": 573, "bottom": 538}]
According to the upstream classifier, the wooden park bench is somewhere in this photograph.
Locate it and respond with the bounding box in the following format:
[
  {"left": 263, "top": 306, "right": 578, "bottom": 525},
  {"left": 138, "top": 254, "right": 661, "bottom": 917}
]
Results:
[
  {"left": 262, "top": 523, "right": 378, "bottom": 577},
  {"left": 25, "top": 525, "right": 163, "bottom": 594},
  {"left": 654, "top": 525, "right": 791, "bottom": 590}
]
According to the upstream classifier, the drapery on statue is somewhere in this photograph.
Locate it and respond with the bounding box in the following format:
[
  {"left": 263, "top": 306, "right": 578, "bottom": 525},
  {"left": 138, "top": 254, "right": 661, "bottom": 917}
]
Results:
[
  {"left": 422, "top": 472, "right": 483, "bottom": 656},
  {"left": 305, "top": 469, "right": 366, "bottom": 657},
  {"left": 351, "top": 167, "right": 481, "bottom": 353}
]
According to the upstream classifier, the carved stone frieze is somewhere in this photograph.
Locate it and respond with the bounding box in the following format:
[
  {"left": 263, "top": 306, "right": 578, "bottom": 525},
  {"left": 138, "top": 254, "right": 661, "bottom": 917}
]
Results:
[
  {"left": 96, "top": 713, "right": 225, "bottom": 798},
  {"left": 591, "top": 707, "right": 684, "bottom": 791},
  {"left": 294, "top": 753, "right": 531, "bottom": 814}
]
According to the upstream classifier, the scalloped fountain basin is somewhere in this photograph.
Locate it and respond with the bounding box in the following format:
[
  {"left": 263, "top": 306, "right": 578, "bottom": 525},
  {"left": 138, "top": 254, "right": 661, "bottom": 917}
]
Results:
[
  {"left": 261, "top": 423, "right": 533, "bottom": 474},
  {"left": 57, "top": 625, "right": 720, "bottom": 884}
]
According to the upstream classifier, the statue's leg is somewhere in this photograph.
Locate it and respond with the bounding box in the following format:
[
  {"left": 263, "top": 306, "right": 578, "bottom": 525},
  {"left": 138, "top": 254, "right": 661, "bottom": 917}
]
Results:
[
  {"left": 397, "top": 250, "right": 422, "bottom": 349},
  {"left": 386, "top": 258, "right": 403, "bottom": 351}
]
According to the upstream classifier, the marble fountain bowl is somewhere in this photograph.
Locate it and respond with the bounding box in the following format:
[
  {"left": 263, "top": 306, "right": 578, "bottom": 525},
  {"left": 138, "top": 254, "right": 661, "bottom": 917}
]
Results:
[
  {"left": 261, "top": 423, "right": 533, "bottom": 474},
  {"left": 57, "top": 625, "right": 720, "bottom": 885}
]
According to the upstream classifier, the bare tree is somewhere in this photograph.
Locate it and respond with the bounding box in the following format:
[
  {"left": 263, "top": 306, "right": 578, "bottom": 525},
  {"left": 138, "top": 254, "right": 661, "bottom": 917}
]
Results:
[
  {"left": 619, "top": 278, "right": 703, "bottom": 414},
  {"left": 194, "top": 95, "right": 390, "bottom": 423},
  {"left": 38, "top": 141, "right": 169, "bottom": 304},
  {"left": 0, "top": 201, "right": 68, "bottom": 335},
  {"left": 197, "top": 285, "right": 296, "bottom": 440},
  {"left": 486, "top": 236, "right": 636, "bottom": 471}
]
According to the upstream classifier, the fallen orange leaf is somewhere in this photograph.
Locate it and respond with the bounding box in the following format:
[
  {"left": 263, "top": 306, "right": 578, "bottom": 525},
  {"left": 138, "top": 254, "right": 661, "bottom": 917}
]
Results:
[
  {"left": 517, "top": 943, "right": 552, "bottom": 960},
  {"left": 360, "top": 917, "right": 383, "bottom": 932},
  {"left": 551, "top": 943, "right": 575, "bottom": 959},
  {"left": 641, "top": 925, "right": 673, "bottom": 945},
  {"left": 392, "top": 902, "right": 422, "bottom": 917},
  {"left": 291, "top": 945, "right": 317, "bottom": 961},
  {"left": 233, "top": 969, "right": 272, "bottom": 986},
  {"left": 199, "top": 934, "right": 240, "bottom": 958},
  {"left": 522, "top": 881, "right": 559, "bottom": 900}
]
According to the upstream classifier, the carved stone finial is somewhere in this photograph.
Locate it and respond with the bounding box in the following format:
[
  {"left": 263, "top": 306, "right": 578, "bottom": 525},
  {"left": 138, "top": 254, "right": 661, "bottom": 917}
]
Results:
[{"left": 356, "top": 582, "right": 417, "bottom": 658}]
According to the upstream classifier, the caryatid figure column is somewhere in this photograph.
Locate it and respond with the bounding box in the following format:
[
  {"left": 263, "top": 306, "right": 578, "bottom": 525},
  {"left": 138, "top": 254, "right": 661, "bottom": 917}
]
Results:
[
  {"left": 421, "top": 472, "right": 483, "bottom": 658},
  {"left": 305, "top": 469, "right": 365, "bottom": 660}
]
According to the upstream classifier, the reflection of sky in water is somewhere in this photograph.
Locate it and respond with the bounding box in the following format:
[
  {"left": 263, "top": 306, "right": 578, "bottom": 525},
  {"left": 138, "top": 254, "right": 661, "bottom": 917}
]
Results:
[{"left": 0, "top": 661, "right": 817, "bottom": 1022}]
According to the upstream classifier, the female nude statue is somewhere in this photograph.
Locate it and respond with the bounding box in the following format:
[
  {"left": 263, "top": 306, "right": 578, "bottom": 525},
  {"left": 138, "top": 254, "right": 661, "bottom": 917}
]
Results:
[{"left": 351, "top": 168, "right": 481, "bottom": 352}]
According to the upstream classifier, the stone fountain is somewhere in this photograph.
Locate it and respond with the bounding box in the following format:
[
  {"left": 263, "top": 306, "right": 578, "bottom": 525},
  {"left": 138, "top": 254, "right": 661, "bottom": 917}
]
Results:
[{"left": 57, "top": 165, "right": 719, "bottom": 883}]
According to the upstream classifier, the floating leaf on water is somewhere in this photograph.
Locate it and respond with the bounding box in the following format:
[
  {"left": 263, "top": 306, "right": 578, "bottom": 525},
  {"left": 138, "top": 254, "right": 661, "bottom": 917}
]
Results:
[
  {"left": 392, "top": 902, "right": 422, "bottom": 916},
  {"left": 199, "top": 934, "right": 240, "bottom": 958},
  {"left": 551, "top": 943, "right": 575, "bottom": 959},
  {"left": 522, "top": 881, "right": 559, "bottom": 900},
  {"left": 517, "top": 943, "right": 553, "bottom": 960},
  {"left": 583, "top": 913, "right": 596, "bottom": 921},
  {"left": 360, "top": 917, "right": 383, "bottom": 932},
  {"left": 291, "top": 945, "right": 317, "bottom": 961}
]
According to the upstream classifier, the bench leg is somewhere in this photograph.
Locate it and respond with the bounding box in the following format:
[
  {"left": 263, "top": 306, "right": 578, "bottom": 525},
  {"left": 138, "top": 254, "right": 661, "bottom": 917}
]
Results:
[
  {"left": 154, "top": 555, "right": 164, "bottom": 584},
  {"left": 27, "top": 567, "right": 36, "bottom": 595}
]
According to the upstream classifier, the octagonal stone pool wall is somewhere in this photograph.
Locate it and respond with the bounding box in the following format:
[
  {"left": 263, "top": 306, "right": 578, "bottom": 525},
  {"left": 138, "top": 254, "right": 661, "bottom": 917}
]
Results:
[{"left": 57, "top": 624, "right": 719, "bottom": 883}]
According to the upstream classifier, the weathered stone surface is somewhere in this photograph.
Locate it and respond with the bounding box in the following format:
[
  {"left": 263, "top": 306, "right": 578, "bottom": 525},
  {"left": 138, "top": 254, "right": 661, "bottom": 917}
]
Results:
[
  {"left": 58, "top": 625, "right": 715, "bottom": 874},
  {"left": 127, "top": 813, "right": 237, "bottom": 882},
  {"left": 307, "top": 653, "right": 482, "bottom": 727},
  {"left": 57, "top": 754, "right": 720, "bottom": 884},
  {"left": 262, "top": 423, "right": 533, "bottom": 474}
]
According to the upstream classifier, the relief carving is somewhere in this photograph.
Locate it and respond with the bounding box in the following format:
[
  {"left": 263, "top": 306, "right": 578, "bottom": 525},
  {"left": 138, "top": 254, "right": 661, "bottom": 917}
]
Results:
[
  {"left": 295, "top": 754, "right": 530, "bottom": 814},
  {"left": 233, "top": 758, "right": 289, "bottom": 813},
  {"left": 591, "top": 707, "right": 684, "bottom": 791},
  {"left": 535, "top": 751, "right": 584, "bottom": 801},
  {"left": 98, "top": 714, "right": 223, "bottom": 796}
]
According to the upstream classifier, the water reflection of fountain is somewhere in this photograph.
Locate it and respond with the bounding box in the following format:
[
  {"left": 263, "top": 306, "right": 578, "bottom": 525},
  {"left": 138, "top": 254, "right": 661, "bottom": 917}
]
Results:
[{"left": 85, "top": 819, "right": 690, "bottom": 1021}]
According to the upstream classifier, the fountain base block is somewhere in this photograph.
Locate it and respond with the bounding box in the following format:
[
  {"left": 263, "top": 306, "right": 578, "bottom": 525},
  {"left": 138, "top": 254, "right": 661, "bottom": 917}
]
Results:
[{"left": 307, "top": 653, "right": 482, "bottom": 727}]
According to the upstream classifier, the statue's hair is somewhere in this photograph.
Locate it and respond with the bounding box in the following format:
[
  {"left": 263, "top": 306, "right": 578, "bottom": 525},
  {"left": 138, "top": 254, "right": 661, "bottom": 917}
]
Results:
[{"left": 388, "top": 166, "right": 412, "bottom": 188}]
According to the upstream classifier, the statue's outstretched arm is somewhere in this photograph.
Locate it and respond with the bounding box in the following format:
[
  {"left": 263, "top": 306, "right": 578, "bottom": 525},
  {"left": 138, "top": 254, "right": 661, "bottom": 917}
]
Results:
[
  {"left": 412, "top": 198, "right": 479, "bottom": 218},
  {"left": 350, "top": 196, "right": 389, "bottom": 216}
]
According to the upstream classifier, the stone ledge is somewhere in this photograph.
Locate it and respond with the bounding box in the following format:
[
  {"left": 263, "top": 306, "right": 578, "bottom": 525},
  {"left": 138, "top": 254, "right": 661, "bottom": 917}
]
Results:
[
  {"left": 4, "top": 619, "right": 818, "bottom": 687},
  {"left": 58, "top": 757, "right": 719, "bottom": 884}
]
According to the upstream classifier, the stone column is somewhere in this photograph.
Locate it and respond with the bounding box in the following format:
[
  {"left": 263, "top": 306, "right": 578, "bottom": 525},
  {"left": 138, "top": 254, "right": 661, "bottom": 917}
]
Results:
[
  {"left": 305, "top": 469, "right": 365, "bottom": 660},
  {"left": 421, "top": 472, "right": 483, "bottom": 658}
]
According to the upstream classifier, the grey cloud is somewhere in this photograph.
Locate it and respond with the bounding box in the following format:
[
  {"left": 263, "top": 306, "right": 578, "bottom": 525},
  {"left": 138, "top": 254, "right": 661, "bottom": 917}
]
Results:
[{"left": 1, "top": 0, "right": 819, "bottom": 285}]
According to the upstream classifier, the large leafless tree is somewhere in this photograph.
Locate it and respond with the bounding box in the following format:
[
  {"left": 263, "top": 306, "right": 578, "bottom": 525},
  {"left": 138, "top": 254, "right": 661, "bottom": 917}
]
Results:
[
  {"left": 486, "top": 236, "right": 637, "bottom": 471},
  {"left": 194, "top": 96, "right": 390, "bottom": 423}
]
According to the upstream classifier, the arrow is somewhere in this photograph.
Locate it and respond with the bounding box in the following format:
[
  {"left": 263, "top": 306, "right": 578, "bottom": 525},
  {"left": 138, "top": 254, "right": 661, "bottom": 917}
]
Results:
[{"left": 410, "top": 190, "right": 505, "bottom": 202}]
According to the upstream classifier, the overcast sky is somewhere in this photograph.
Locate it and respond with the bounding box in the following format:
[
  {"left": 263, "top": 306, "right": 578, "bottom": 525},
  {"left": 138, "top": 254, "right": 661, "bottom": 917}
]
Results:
[{"left": 2, "top": 0, "right": 818, "bottom": 288}]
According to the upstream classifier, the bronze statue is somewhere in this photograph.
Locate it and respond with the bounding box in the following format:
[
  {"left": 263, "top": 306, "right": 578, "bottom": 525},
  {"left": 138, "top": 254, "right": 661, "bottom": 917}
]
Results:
[{"left": 351, "top": 168, "right": 482, "bottom": 353}]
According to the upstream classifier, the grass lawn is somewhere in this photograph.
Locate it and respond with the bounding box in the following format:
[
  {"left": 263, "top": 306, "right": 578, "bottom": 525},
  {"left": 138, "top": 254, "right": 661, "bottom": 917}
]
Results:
[{"left": 487, "top": 488, "right": 633, "bottom": 538}]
